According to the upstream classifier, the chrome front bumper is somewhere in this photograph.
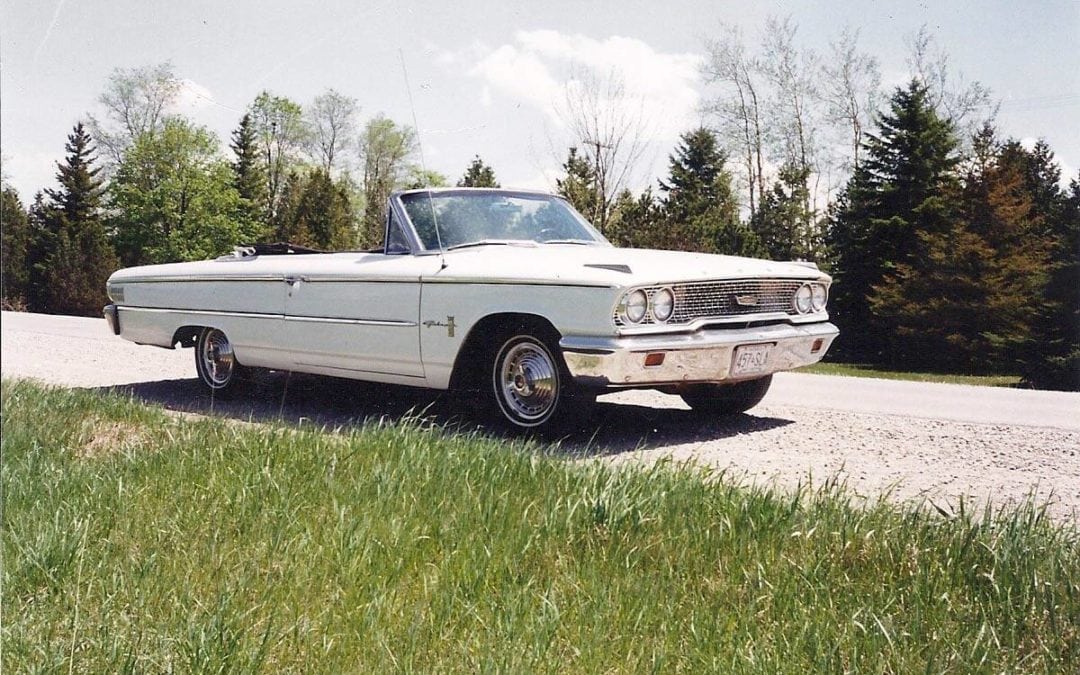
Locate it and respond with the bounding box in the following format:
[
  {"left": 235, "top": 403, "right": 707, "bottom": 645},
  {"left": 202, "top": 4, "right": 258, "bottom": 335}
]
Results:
[
  {"left": 103, "top": 304, "right": 120, "bottom": 335},
  {"left": 560, "top": 322, "right": 839, "bottom": 387}
]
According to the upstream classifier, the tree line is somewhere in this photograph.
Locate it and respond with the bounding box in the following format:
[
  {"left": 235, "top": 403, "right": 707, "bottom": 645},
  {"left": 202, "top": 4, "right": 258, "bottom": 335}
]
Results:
[{"left": 1, "top": 21, "right": 1077, "bottom": 390}]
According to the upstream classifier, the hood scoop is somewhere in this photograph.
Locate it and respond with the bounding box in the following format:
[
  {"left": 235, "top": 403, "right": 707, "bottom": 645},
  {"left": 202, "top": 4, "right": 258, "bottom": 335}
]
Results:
[{"left": 584, "top": 263, "right": 633, "bottom": 274}]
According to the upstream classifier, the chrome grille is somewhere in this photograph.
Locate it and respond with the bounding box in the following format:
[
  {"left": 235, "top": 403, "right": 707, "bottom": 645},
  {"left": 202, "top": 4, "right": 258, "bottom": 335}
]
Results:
[{"left": 614, "top": 278, "right": 804, "bottom": 326}]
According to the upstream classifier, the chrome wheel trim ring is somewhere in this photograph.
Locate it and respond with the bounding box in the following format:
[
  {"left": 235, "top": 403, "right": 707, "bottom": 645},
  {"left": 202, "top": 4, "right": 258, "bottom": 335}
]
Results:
[
  {"left": 200, "top": 329, "right": 235, "bottom": 388},
  {"left": 496, "top": 339, "right": 559, "bottom": 425}
]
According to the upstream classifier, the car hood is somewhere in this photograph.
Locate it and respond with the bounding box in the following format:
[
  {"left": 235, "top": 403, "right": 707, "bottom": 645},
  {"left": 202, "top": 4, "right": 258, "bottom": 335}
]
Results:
[{"left": 430, "top": 244, "right": 830, "bottom": 287}]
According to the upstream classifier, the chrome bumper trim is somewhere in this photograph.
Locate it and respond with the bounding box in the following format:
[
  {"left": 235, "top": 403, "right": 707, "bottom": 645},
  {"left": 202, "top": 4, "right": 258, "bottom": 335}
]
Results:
[
  {"left": 103, "top": 304, "right": 120, "bottom": 335},
  {"left": 560, "top": 322, "right": 839, "bottom": 387}
]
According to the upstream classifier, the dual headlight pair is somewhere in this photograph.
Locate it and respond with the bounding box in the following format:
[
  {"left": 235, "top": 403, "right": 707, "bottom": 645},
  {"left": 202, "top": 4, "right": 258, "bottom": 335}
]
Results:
[
  {"left": 619, "top": 287, "right": 674, "bottom": 324},
  {"left": 794, "top": 283, "right": 828, "bottom": 314}
]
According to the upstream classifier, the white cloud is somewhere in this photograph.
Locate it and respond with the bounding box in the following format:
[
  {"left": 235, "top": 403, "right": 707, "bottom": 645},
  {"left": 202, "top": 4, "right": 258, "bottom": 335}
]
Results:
[
  {"left": 173, "top": 78, "right": 217, "bottom": 115},
  {"left": 470, "top": 43, "right": 563, "bottom": 112},
  {"left": 462, "top": 30, "right": 702, "bottom": 142}
]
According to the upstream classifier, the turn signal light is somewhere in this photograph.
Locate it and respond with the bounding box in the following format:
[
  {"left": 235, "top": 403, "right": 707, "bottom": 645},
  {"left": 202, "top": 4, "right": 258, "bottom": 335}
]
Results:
[
  {"left": 644, "top": 352, "right": 666, "bottom": 367},
  {"left": 811, "top": 338, "right": 824, "bottom": 353}
]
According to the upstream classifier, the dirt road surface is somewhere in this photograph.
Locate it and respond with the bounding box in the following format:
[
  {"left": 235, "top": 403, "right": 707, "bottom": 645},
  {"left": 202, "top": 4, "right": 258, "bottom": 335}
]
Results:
[{"left": 3, "top": 311, "right": 1078, "bottom": 519}]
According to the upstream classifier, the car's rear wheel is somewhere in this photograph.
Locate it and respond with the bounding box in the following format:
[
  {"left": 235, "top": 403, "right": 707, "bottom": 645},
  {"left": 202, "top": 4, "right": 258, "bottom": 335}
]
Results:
[
  {"left": 679, "top": 375, "right": 773, "bottom": 415},
  {"left": 195, "top": 327, "right": 246, "bottom": 397},
  {"left": 483, "top": 329, "right": 593, "bottom": 432}
]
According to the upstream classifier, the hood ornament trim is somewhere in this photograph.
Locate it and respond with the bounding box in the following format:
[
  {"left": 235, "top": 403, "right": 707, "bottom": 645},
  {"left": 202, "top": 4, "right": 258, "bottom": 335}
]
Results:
[{"left": 584, "top": 263, "right": 632, "bottom": 274}]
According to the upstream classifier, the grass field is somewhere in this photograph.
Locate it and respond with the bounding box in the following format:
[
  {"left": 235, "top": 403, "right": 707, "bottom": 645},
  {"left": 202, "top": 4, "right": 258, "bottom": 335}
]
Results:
[
  {"left": 802, "top": 362, "right": 1024, "bottom": 387},
  {"left": 3, "top": 379, "right": 1077, "bottom": 672}
]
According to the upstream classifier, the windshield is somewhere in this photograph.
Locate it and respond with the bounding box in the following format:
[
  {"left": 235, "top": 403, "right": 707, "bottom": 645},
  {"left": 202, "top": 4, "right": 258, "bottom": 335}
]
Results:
[{"left": 399, "top": 190, "right": 608, "bottom": 251}]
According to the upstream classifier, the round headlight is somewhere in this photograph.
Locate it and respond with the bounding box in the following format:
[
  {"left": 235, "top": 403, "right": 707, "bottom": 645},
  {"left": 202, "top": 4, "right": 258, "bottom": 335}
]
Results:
[
  {"left": 811, "top": 284, "right": 827, "bottom": 312},
  {"left": 624, "top": 290, "right": 648, "bottom": 324},
  {"left": 794, "top": 284, "right": 813, "bottom": 314},
  {"left": 652, "top": 288, "right": 674, "bottom": 322}
]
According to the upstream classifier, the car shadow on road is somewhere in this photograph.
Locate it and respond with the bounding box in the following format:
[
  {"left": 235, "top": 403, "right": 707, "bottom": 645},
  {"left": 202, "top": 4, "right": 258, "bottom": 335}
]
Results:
[{"left": 87, "top": 370, "right": 795, "bottom": 457}]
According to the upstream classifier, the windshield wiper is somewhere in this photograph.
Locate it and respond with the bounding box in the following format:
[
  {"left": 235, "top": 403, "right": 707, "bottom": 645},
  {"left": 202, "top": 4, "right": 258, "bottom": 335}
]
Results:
[
  {"left": 542, "top": 239, "right": 597, "bottom": 245},
  {"left": 446, "top": 239, "right": 537, "bottom": 251}
]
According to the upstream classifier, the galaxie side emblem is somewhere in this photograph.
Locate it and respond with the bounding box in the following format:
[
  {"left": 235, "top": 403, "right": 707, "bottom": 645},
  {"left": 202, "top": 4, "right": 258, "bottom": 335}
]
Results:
[
  {"left": 423, "top": 315, "right": 456, "bottom": 337},
  {"left": 734, "top": 294, "right": 759, "bottom": 307}
]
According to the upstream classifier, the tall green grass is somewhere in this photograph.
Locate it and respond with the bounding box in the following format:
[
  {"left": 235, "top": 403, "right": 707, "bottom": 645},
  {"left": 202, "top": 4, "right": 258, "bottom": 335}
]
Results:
[{"left": 2, "top": 379, "right": 1077, "bottom": 672}]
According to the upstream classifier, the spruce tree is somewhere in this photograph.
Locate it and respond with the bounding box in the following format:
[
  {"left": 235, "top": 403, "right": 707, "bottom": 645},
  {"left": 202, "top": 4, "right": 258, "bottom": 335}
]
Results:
[
  {"left": 1, "top": 186, "right": 30, "bottom": 308},
  {"left": 828, "top": 81, "right": 960, "bottom": 361},
  {"left": 1038, "top": 178, "right": 1080, "bottom": 389},
  {"left": 658, "top": 128, "right": 759, "bottom": 256},
  {"left": 281, "top": 169, "right": 355, "bottom": 250},
  {"left": 30, "top": 123, "right": 117, "bottom": 316},
  {"left": 751, "top": 163, "right": 814, "bottom": 261},
  {"left": 457, "top": 155, "right": 500, "bottom": 188},
  {"left": 230, "top": 113, "right": 268, "bottom": 230},
  {"left": 660, "top": 128, "right": 736, "bottom": 224},
  {"left": 556, "top": 147, "right": 599, "bottom": 226}
]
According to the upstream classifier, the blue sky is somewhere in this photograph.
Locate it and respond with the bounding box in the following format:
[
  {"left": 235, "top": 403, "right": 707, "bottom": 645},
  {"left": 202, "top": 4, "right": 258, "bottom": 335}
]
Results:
[{"left": 2, "top": 0, "right": 1077, "bottom": 203}]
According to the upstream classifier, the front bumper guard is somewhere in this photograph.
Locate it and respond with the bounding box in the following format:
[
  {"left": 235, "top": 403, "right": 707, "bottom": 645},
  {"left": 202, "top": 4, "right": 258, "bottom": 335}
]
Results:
[
  {"left": 103, "top": 304, "right": 120, "bottom": 335},
  {"left": 560, "top": 321, "right": 839, "bottom": 388}
]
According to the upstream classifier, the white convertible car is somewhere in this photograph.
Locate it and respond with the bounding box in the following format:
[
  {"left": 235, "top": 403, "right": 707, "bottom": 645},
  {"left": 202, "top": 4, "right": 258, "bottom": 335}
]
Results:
[{"left": 104, "top": 188, "right": 838, "bottom": 430}]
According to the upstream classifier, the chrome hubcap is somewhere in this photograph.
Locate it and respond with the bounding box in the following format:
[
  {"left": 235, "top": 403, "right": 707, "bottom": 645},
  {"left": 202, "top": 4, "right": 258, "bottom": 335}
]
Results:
[
  {"left": 498, "top": 340, "right": 558, "bottom": 422},
  {"left": 200, "top": 330, "right": 235, "bottom": 387}
]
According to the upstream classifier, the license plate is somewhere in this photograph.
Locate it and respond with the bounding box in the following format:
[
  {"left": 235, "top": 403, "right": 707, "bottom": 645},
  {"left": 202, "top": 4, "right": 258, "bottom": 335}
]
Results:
[{"left": 731, "top": 343, "right": 772, "bottom": 376}]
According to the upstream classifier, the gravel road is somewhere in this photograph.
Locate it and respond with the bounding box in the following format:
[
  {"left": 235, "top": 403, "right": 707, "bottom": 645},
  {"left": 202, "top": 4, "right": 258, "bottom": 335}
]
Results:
[{"left": 3, "top": 311, "right": 1078, "bottom": 519}]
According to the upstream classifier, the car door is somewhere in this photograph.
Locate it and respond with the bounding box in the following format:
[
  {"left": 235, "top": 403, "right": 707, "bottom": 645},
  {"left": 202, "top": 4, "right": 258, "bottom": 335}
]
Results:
[{"left": 280, "top": 252, "right": 441, "bottom": 384}]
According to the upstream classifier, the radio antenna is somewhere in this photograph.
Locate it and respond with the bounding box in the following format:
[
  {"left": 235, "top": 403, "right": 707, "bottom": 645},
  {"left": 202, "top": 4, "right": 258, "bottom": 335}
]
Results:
[{"left": 399, "top": 49, "right": 447, "bottom": 270}]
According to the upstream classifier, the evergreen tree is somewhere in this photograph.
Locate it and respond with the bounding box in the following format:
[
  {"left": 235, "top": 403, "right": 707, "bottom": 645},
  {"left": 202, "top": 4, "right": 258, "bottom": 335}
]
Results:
[
  {"left": 658, "top": 128, "right": 760, "bottom": 256},
  {"left": 273, "top": 169, "right": 355, "bottom": 250},
  {"left": 271, "top": 171, "right": 309, "bottom": 245},
  {"left": 1034, "top": 178, "right": 1080, "bottom": 389},
  {"left": 29, "top": 123, "right": 117, "bottom": 316},
  {"left": 457, "top": 155, "right": 500, "bottom": 187},
  {"left": 828, "top": 81, "right": 960, "bottom": 361},
  {"left": 24, "top": 193, "right": 51, "bottom": 311},
  {"left": 230, "top": 113, "right": 267, "bottom": 229},
  {"left": 1, "top": 186, "right": 31, "bottom": 308},
  {"left": 751, "top": 163, "right": 814, "bottom": 260},
  {"left": 660, "top": 128, "right": 737, "bottom": 224},
  {"left": 606, "top": 188, "right": 663, "bottom": 249},
  {"left": 555, "top": 147, "right": 600, "bottom": 227}
]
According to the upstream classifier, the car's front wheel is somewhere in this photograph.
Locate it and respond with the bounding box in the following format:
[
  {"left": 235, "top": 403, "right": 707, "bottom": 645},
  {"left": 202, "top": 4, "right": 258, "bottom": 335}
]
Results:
[
  {"left": 194, "top": 327, "right": 247, "bottom": 397},
  {"left": 483, "top": 329, "right": 598, "bottom": 432},
  {"left": 679, "top": 375, "right": 773, "bottom": 415}
]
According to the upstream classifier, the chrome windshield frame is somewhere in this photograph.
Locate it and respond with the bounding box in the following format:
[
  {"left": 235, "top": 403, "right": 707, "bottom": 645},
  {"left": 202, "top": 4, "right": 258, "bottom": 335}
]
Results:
[{"left": 390, "top": 188, "right": 611, "bottom": 255}]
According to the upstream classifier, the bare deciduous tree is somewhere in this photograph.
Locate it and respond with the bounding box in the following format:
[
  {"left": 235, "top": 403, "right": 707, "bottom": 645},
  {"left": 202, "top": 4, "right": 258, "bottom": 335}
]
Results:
[
  {"left": 555, "top": 69, "right": 650, "bottom": 233},
  {"left": 907, "top": 26, "right": 997, "bottom": 136},
  {"left": 761, "top": 16, "right": 819, "bottom": 178},
  {"left": 86, "top": 62, "right": 181, "bottom": 165},
  {"left": 358, "top": 115, "right": 416, "bottom": 246},
  {"left": 820, "top": 26, "right": 880, "bottom": 172},
  {"left": 249, "top": 91, "right": 309, "bottom": 219},
  {"left": 702, "top": 25, "right": 767, "bottom": 219},
  {"left": 306, "top": 89, "right": 359, "bottom": 174}
]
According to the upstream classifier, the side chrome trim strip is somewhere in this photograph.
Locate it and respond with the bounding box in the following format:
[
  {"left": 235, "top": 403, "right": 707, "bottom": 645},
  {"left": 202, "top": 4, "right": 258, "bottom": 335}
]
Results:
[
  {"left": 421, "top": 278, "right": 617, "bottom": 289},
  {"left": 285, "top": 315, "right": 416, "bottom": 327},
  {"left": 118, "top": 275, "right": 283, "bottom": 283},
  {"left": 121, "top": 275, "right": 614, "bottom": 288},
  {"left": 122, "top": 306, "right": 281, "bottom": 319},
  {"left": 294, "top": 362, "right": 425, "bottom": 379},
  {"left": 119, "top": 306, "right": 416, "bottom": 327}
]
